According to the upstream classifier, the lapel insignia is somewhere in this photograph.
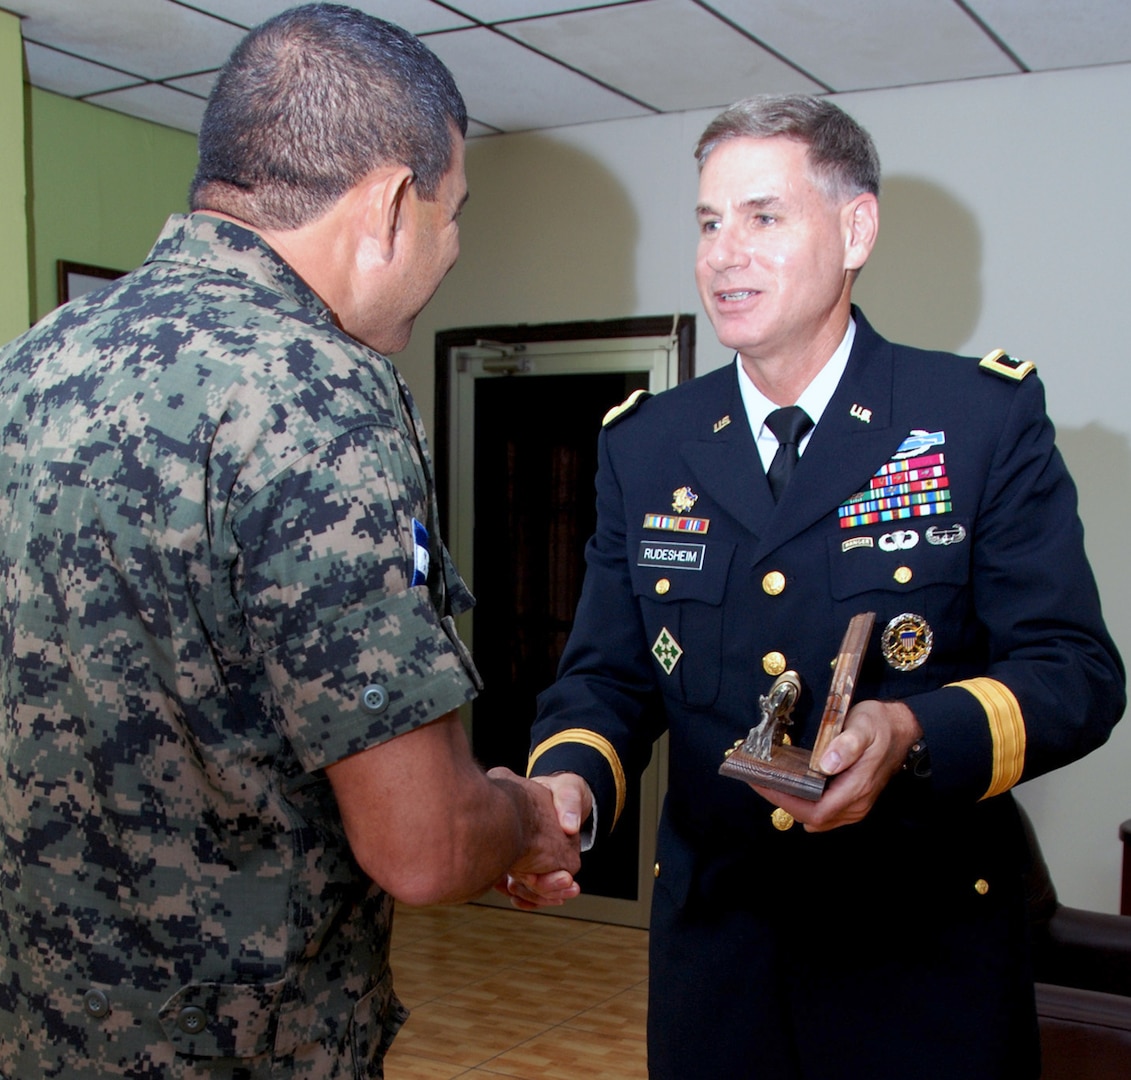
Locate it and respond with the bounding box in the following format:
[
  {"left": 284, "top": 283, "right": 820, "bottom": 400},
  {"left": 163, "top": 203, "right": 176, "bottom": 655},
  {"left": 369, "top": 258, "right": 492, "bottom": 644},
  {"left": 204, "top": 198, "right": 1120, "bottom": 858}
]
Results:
[
  {"left": 838, "top": 430, "right": 953, "bottom": 529},
  {"left": 713, "top": 415, "right": 732, "bottom": 433},
  {"left": 850, "top": 403, "right": 872, "bottom": 423},
  {"left": 652, "top": 627, "right": 683, "bottom": 675},
  {"left": 672, "top": 486, "right": 699, "bottom": 513}
]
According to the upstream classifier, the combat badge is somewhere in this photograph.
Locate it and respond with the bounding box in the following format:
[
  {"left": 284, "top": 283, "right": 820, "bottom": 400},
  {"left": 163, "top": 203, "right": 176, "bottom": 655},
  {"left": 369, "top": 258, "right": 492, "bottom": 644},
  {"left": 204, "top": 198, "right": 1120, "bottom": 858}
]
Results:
[{"left": 881, "top": 613, "right": 933, "bottom": 671}]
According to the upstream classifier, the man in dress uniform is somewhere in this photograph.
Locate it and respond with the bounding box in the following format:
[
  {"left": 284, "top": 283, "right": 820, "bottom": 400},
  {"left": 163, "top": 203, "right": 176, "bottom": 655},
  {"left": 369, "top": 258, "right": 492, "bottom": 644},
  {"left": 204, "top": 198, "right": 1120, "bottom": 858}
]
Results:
[
  {"left": 515, "top": 94, "right": 1125, "bottom": 1078},
  {"left": 0, "top": 6, "right": 578, "bottom": 1078}
]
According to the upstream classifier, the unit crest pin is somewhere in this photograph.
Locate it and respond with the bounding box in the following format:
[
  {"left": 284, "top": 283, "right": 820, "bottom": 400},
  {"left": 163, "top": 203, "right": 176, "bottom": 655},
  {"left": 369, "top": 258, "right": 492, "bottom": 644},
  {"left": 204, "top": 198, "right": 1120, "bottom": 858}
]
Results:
[{"left": 672, "top": 486, "right": 698, "bottom": 513}]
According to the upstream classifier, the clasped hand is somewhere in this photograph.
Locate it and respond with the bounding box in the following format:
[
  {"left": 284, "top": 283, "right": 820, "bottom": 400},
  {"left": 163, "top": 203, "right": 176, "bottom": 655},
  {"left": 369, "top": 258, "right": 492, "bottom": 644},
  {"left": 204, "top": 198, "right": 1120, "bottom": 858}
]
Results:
[{"left": 489, "top": 770, "right": 592, "bottom": 910}]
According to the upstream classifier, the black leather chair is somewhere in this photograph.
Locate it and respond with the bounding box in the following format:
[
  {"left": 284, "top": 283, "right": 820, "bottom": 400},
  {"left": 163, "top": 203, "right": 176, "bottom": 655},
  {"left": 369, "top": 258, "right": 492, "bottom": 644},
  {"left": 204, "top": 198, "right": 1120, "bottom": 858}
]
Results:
[{"left": 1021, "top": 805, "right": 1131, "bottom": 1079}]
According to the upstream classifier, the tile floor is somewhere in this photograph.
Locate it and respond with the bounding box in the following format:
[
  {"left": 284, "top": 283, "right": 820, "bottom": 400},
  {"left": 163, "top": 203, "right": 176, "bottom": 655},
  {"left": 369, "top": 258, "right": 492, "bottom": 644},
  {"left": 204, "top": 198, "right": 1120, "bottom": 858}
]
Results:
[{"left": 385, "top": 902, "right": 649, "bottom": 1079}]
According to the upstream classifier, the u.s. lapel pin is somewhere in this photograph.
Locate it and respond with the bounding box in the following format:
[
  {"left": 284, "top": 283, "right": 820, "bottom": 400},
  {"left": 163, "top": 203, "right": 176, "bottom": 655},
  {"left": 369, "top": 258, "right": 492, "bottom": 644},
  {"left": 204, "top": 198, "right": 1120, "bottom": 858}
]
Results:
[
  {"left": 850, "top": 403, "right": 872, "bottom": 424},
  {"left": 713, "top": 415, "right": 732, "bottom": 433}
]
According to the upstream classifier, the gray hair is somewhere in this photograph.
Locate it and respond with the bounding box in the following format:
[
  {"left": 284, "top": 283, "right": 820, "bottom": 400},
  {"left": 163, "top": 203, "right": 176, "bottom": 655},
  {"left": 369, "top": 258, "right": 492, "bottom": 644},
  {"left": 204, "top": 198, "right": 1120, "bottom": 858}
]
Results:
[{"left": 695, "top": 94, "right": 880, "bottom": 201}]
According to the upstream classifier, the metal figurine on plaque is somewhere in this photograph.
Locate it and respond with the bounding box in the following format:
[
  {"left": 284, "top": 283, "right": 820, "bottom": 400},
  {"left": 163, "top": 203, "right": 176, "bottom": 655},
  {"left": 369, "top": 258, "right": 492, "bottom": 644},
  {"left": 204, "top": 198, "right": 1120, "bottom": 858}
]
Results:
[{"left": 720, "top": 612, "right": 876, "bottom": 801}]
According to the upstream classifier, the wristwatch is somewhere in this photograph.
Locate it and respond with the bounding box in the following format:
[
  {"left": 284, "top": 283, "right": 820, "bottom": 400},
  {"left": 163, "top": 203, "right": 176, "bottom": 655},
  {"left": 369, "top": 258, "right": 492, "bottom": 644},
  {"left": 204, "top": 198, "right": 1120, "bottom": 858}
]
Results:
[{"left": 902, "top": 738, "right": 932, "bottom": 779}]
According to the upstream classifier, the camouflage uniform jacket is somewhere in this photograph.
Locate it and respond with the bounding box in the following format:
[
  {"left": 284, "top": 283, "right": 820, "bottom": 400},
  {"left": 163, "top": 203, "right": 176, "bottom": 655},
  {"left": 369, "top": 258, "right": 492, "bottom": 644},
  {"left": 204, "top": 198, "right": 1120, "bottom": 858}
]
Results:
[{"left": 0, "top": 213, "right": 480, "bottom": 1078}]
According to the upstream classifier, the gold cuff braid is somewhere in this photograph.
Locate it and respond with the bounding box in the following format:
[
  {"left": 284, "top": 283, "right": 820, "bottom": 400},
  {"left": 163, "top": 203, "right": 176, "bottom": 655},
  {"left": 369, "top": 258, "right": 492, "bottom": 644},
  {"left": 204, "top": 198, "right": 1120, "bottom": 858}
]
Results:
[
  {"left": 947, "top": 677, "right": 1026, "bottom": 799},
  {"left": 527, "top": 729, "right": 627, "bottom": 827}
]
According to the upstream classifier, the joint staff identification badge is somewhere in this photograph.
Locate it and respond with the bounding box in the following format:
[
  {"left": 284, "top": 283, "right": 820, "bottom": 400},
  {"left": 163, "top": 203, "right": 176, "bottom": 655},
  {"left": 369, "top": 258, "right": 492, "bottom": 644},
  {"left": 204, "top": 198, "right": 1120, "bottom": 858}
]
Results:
[{"left": 881, "top": 613, "right": 933, "bottom": 671}]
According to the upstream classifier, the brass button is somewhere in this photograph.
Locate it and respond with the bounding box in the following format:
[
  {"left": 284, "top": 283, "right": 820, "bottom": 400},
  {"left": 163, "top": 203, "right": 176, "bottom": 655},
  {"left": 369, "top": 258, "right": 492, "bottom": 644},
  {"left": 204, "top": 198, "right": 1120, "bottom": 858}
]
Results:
[
  {"left": 653, "top": 862, "right": 661, "bottom": 878},
  {"left": 974, "top": 878, "right": 990, "bottom": 896},
  {"left": 894, "top": 566, "right": 913, "bottom": 584},
  {"left": 771, "top": 808, "right": 794, "bottom": 831},
  {"left": 762, "top": 571, "right": 786, "bottom": 596},
  {"left": 655, "top": 578, "right": 671, "bottom": 595},
  {"left": 763, "top": 651, "right": 786, "bottom": 676}
]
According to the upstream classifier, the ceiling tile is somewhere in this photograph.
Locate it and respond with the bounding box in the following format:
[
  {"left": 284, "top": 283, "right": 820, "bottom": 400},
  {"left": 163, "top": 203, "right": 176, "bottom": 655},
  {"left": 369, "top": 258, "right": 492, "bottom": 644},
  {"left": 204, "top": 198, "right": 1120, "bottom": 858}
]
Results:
[
  {"left": 465, "top": 118, "right": 497, "bottom": 139},
  {"left": 450, "top": 0, "right": 628, "bottom": 20},
  {"left": 166, "top": 72, "right": 219, "bottom": 100},
  {"left": 12, "top": 0, "right": 1131, "bottom": 139},
  {"left": 186, "top": 0, "right": 473, "bottom": 34},
  {"left": 968, "top": 0, "right": 1131, "bottom": 70},
  {"left": 504, "top": 0, "right": 821, "bottom": 112},
  {"left": 14, "top": 0, "right": 245, "bottom": 79},
  {"left": 22, "top": 40, "right": 143, "bottom": 97},
  {"left": 424, "top": 26, "right": 653, "bottom": 132},
  {"left": 711, "top": 0, "right": 1020, "bottom": 92},
  {"left": 85, "top": 82, "right": 209, "bottom": 134}
]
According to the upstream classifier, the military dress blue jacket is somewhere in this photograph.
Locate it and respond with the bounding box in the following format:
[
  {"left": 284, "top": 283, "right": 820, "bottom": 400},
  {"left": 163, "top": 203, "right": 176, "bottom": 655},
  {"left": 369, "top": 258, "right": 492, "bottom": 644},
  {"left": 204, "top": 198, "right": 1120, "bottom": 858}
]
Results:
[{"left": 528, "top": 309, "right": 1124, "bottom": 1079}]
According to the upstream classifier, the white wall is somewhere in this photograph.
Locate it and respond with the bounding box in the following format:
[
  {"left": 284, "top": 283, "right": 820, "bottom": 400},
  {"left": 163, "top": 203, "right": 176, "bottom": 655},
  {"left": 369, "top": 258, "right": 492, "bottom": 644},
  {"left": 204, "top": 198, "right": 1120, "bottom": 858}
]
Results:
[{"left": 396, "top": 62, "right": 1131, "bottom": 913}]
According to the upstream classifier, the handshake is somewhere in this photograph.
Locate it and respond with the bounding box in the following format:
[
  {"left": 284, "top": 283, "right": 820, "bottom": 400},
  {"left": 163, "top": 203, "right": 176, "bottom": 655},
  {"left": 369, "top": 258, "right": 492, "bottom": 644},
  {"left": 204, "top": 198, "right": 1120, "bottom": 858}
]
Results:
[{"left": 486, "top": 767, "right": 593, "bottom": 911}]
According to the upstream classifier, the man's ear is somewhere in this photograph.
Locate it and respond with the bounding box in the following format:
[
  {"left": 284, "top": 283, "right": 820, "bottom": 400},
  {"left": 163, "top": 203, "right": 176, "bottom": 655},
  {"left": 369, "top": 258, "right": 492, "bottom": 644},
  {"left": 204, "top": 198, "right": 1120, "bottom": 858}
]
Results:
[
  {"left": 365, "top": 165, "right": 415, "bottom": 263},
  {"left": 843, "top": 192, "right": 879, "bottom": 272}
]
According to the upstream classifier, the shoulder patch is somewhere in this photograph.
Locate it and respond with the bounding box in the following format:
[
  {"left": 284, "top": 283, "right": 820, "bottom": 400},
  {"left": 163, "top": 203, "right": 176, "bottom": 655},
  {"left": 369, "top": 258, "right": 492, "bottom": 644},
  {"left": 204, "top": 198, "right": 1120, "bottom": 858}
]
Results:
[
  {"left": 979, "top": 348, "right": 1035, "bottom": 382},
  {"left": 603, "top": 388, "right": 652, "bottom": 427}
]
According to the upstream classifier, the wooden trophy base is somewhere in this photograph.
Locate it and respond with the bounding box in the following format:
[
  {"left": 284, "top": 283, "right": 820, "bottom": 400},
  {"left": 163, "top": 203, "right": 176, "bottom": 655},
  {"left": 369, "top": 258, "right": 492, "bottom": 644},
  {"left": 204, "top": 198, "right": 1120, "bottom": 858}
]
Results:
[
  {"left": 718, "top": 742, "right": 827, "bottom": 801},
  {"left": 718, "top": 611, "right": 876, "bottom": 804}
]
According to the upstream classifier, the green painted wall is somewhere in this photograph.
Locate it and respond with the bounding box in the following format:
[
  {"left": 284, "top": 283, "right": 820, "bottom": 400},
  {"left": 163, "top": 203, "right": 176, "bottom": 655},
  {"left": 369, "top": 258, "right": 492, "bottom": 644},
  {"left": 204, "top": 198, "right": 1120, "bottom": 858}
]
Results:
[
  {"left": 27, "top": 88, "right": 198, "bottom": 322},
  {"left": 0, "top": 12, "right": 29, "bottom": 344}
]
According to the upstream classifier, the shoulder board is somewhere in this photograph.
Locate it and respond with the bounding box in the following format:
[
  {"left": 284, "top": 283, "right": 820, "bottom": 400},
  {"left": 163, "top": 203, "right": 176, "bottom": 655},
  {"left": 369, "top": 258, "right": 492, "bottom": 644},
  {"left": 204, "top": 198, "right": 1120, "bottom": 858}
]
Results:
[
  {"left": 603, "top": 388, "right": 652, "bottom": 427},
  {"left": 979, "top": 348, "right": 1035, "bottom": 382}
]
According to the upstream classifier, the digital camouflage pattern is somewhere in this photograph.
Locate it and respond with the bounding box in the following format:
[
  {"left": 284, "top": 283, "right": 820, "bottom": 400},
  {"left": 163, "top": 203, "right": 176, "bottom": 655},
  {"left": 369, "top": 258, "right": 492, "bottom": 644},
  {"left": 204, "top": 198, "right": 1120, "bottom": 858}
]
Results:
[{"left": 0, "top": 214, "right": 479, "bottom": 1078}]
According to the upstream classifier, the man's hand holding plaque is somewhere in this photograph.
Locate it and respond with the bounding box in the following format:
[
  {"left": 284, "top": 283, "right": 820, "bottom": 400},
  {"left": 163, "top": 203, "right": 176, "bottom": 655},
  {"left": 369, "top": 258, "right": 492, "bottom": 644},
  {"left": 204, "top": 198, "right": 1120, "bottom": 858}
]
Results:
[{"left": 719, "top": 612, "right": 876, "bottom": 801}]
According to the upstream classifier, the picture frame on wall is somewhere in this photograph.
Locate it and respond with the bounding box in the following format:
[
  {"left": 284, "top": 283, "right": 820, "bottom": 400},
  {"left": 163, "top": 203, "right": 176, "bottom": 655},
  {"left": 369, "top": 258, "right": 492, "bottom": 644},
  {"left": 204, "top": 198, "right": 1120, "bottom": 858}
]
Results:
[{"left": 57, "top": 260, "right": 124, "bottom": 305}]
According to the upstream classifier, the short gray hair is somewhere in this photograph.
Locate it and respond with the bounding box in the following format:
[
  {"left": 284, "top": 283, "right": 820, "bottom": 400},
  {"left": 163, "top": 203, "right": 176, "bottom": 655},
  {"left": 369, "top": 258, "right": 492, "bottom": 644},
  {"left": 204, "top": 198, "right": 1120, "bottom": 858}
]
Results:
[{"left": 695, "top": 94, "right": 880, "bottom": 201}]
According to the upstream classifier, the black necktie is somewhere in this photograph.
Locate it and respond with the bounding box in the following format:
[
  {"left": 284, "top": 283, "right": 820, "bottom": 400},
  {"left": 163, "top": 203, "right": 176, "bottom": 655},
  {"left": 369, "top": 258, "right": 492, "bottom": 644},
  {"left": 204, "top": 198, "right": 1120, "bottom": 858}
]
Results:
[{"left": 764, "top": 406, "right": 813, "bottom": 502}]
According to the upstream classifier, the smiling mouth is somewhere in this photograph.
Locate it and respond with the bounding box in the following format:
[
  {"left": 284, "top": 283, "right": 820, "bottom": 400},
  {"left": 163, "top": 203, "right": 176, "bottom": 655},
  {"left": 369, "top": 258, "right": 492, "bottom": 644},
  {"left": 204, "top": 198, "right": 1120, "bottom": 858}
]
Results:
[{"left": 718, "top": 290, "right": 755, "bottom": 302}]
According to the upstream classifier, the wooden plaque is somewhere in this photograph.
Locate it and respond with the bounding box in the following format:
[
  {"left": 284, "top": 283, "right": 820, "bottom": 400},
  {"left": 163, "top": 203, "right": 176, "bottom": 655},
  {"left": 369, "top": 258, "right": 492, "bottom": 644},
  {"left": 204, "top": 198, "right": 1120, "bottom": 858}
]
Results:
[{"left": 719, "top": 611, "right": 876, "bottom": 801}]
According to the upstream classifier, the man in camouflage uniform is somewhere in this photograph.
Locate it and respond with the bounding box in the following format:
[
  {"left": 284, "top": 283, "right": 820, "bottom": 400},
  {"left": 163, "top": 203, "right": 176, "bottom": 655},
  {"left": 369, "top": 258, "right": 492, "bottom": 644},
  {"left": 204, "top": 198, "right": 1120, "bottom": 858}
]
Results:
[{"left": 0, "top": 6, "right": 579, "bottom": 1077}]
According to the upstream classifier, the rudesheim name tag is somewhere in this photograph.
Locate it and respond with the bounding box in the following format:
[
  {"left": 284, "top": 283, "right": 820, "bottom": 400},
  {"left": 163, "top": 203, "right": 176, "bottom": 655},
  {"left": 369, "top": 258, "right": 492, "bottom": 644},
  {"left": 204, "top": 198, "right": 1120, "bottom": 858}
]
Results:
[{"left": 637, "top": 541, "right": 705, "bottom": 570}]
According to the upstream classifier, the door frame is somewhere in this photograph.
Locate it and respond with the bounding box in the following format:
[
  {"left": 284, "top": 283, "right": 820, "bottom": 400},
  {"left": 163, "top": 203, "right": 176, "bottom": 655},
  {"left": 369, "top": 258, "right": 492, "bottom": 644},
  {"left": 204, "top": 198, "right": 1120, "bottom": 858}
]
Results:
[
  {"left": 434, "top": 315, "right": 694, "bottom": 540},
  {"left": 434, "top": 315, "right": 694, "bottom": 927}
]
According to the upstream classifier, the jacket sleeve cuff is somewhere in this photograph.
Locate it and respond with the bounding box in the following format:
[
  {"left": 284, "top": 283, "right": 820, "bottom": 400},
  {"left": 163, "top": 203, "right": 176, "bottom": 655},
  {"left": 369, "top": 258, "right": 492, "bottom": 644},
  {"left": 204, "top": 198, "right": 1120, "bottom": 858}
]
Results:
[
  {"left": 904, "top": 678, "right": 1025, "bottom": 801},
  {"left": 527, "top": 730, "right": 626, "bottom": 838}
]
